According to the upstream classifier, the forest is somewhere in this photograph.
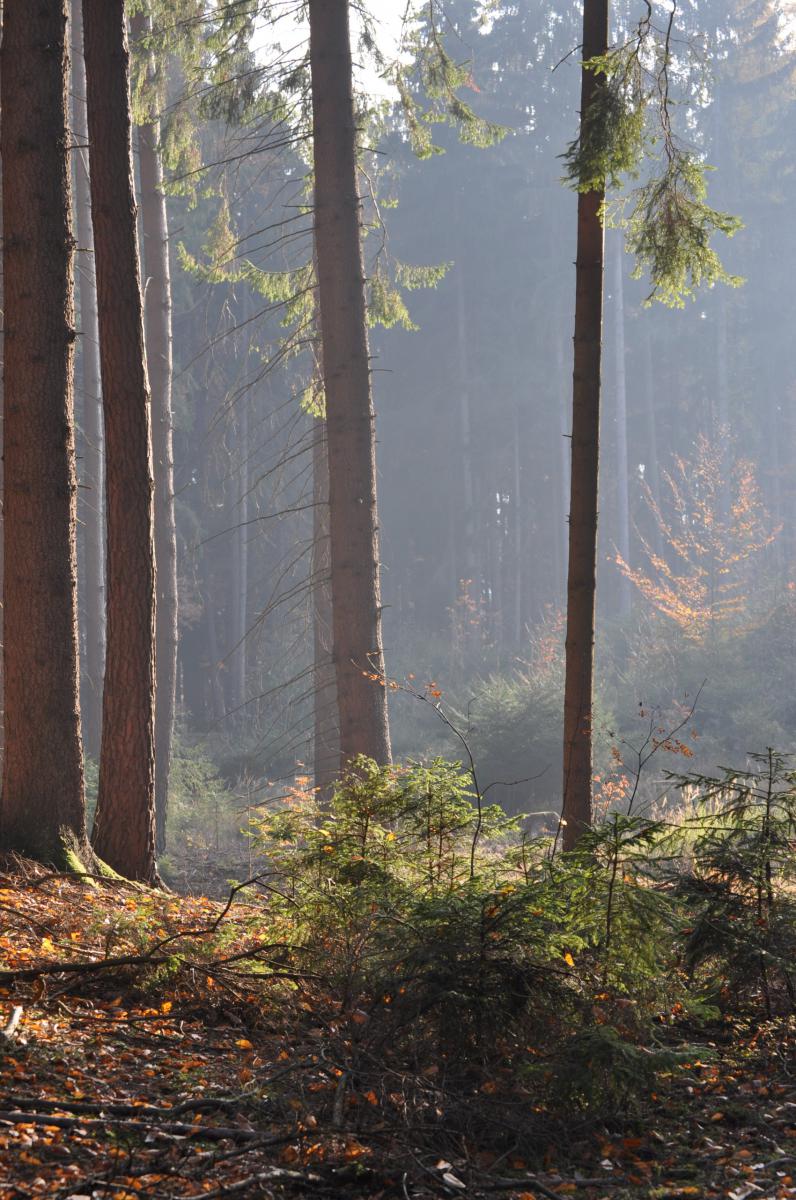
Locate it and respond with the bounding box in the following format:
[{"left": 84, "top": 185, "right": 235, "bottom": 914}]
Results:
[{"left": 1, "top": 0, "right": 796, "bottom": 1197}]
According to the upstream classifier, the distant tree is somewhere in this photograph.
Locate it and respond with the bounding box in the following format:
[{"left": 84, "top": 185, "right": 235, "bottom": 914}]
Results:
[
  {"left": 131, "top": 10, "right": 178, "bottom": 857},
  {"left": 308, "top": 0, "right": 391, "bottom": 769},
  {"left": 72, "top": 0, "right": 105, "bottom": 761},
  {"left": 84, "top": 0, "right": 157, "bottom": 882},
  {"left": 312, "top": 414, "right": 339, "bottom": 799},
  {"left": 0, "top": 0, "right": 87, "bottom": 863},
  {"left": 616, "top": 432, "right": 778, "bottom": 639}
]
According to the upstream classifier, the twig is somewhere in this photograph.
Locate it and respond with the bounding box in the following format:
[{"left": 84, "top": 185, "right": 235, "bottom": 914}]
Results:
[
  {"left": 482, "top": 1177, "right": 626, "bottom": 1195},
  {"left": 5, "top": 1095, "right": 245, "bottom": 1120},
  {"left": 153, "top": 1166, "right": 324, "bottom": 1199},
  {"left": 0, "top": 1109, "right": 282, "bottom": 1143}
]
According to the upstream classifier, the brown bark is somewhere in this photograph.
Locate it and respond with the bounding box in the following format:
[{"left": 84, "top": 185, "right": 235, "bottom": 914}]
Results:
[
  {"left": 0, "top": 3, "right": 5, "bottom": 774},
  {"left": 72, "top": 0, "right": 105, "bottom": 760},
  {"left": 83, "top": 0, "right": 156, "bottom": 882},
  {"left": 561, "top": 0, "right": 608, "bottom": 851},
  {"left": 312, "top": 417, "right": 339, "bottom": 799},
  {"left": 309, "top": 0, "right": 391, "bottom": 769},
  {"left": 132, "top": 11, "right": 178, "bottom": 857},
  {"left": 0, "top": 0, "right": 87, "bottom": 863}
]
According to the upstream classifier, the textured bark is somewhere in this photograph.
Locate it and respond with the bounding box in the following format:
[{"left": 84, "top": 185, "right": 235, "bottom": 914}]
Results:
[
  {"left": 132, "top": 12, "right": 177, "bottom": 857},
  {"left": 0, "top": 0, "right": 87, "bottom": 862},
  {"left": 312, "top": 418, "right": 339, "bottom": 800},
  {"left": 309, "top": 0, "right": 391, "bottom": 769},
  {"left": 84, "top": 0, "right": 156, "bottom": 882},
  {"left": 72, "top": 0, "right": 105, "bottom": 760},
  {"left": 0, "top": 6, "right": 5, "bottom": 774},
  {"left": 612, "top": 236, "right": 631, "bottom": 617},
  {"left": 561, "top": 0, "right": 608, "bottom": 851}
]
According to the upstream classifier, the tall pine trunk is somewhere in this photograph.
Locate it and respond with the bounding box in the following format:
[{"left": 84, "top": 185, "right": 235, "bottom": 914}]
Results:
[
  {"left": 132, "top": 11, "right": 178, "bottom": 857},
  {"left": 1, "top": 0, "right": 87, "bottom": 863},
  {"left": 309, "top": 0, "right": 391, "bottom": 769},
  {"left": 72, "top": 0, "right": 105, "bottom": 760},
  {"left": 84, "top": 0, "right": 156, "bottom": 883},
  {"left": 561, "top": 0, "right": 608, "bottom": 850},
  {"left": 0, "top": 7, "right": 5, "bottom": 775}
]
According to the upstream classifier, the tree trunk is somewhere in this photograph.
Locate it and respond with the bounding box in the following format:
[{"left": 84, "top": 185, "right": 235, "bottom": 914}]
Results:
[
  {"left": 72, "top": 0, "right": 105, "bottom": 761},
  {"left": 456, "top": 264, "right": 476, "bottom": 586},
  {"left": 561, "top": 0, "right": 608, "bottom": 851},
  {"left": 512, "top": 403, "right": 523, "bottom": 644},
  {"left": 84, "top": 0, "right": 156, "bottom": 883},
  {"left": 642, "top": 327, "right": 664, "bottom": 561},
  {"left": 557, "top": 330, "right": 570, "bottom": 601},
  {"left": 229, "top": 344, "right": 248, "bottom": 719},
  {"left": 132, "top": 11, "right": 177, "bottom": 857},
  {"left": 0, "top": 0, "right": 87, "bottom": 863},
  {"left": 312, "top": 417, "right": 339, "bottom": 799},
  {"left": 308, "top": 0, "right": 391, "bottom": 769},
  {"left": 612, "top": 234, "right": 631, "bottom": 616},
  {"left": 0, "top": 3, "right": 5, "bottom": 775}
]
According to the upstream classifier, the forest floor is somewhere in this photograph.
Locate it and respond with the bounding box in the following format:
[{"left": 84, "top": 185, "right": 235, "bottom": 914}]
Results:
[{"left": 0, "top": 860, "right": 795, "bottom": 1200}]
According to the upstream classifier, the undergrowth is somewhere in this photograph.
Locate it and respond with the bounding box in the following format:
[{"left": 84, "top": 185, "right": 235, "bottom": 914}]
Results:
[{"left": 240, "top": 750, "right": 796, "bottom": 1147}]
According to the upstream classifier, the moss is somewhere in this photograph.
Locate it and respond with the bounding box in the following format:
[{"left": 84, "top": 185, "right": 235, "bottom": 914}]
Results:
[{"left": 59, "top": 833, "right": 99, "bottom": 888}]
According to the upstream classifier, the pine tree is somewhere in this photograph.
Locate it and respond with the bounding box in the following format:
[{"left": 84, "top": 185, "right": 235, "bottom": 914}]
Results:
[
  {"left": 0, "top": 0, "right": 87, "bottom": 864},
  {"left": 84, "top": 0, "right": 157, "bottom": 883},
  {"left": 309, "top": 0, "right": 391, "bottom": 769},
  {"left": 131, "top": 9, "right": 178, "bottom": 857}
]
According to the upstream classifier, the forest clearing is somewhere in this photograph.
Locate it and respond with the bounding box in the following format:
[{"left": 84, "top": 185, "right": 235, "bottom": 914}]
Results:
[{"left": 2, "top": 0, "right": 796, "bottom": 1195}]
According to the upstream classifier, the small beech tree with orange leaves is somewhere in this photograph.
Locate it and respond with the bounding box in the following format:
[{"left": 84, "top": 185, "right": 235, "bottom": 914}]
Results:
[{"left": 616, "top": 432, "right": 778, "bottom": 640}]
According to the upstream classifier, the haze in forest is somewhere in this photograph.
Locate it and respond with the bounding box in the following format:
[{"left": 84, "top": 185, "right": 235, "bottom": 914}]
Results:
[{"left": 1, "top": 0, "right": 794, "bottom": 886}]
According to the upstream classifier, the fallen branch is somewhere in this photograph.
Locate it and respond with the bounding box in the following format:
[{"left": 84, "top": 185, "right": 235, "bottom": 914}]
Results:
[
  {"left": 0, "top": 1109, "right": 283, "bottom": 1143},
  {"left": 155, "top": 1166, "right": 324, "bottom": 1199},
  {"left": 5, "top": 1094, "right": 247, "bottom": 1120},
  {"left": 482, "top": 1176, "right": 627, "bottom": 1197},
  {"left": 0, "top": 952, "right": 171, "bottom": 984}
]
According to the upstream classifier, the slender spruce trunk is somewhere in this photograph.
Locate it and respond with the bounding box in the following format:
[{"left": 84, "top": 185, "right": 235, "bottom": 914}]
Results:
[
  {"left": 200, "top": 387, "right": 225, "bottom": 726},
  {"left": 72, "top": 0, "right": 105, "bottom": 760},
  {"left": 561, "top": 0, "right": 608, "bottom": 851},
  {"left": 84, "top": 0, "right": 156, "bottom": 882},
  {"left": 309, "top": 0, "right": 391, "bottom": 769},
  {"left": 612, "top": 235, "right": 631, "bottom": 616},
  {"left": 512, "top": 404, "right": 523, "bottom": 644},
  {"left": 642, "top": 327, "right": 664, "bottom": 561},
  {"left": 557, "top": 330, "right": 571, "bottom": 600},
  {"left": 312, "top": 417, "right": 339, "bottom": 799},
  {"left": 456, "top": 264, "right": 476, "bottom": 587},
  {"left": 1, "top": 0, "right": 87, "bottom": 863},
  {"left": 229, "top": 303, "right": 249, "bottom": 719},
  {"left": 131, "top": 11, "right": 177, "bottom": 857}
]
